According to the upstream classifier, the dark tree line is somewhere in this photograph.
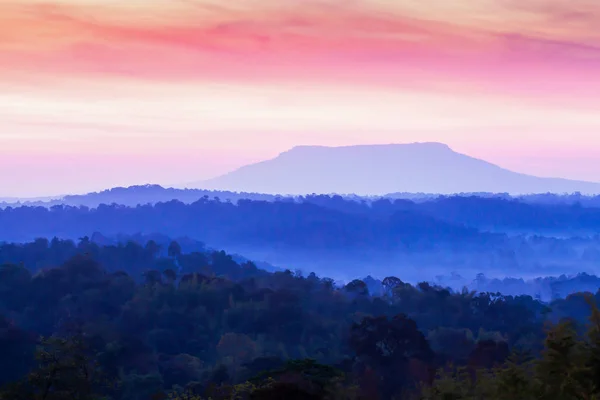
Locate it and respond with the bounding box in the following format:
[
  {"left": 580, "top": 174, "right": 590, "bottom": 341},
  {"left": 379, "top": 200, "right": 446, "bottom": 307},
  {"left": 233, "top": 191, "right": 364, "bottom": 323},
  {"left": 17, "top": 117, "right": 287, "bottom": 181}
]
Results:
[
  {"left": 1, "top": 238, "right": 600, "bottom": 399},
  {"left": 3, "top": 196, "right": 600, "bottom": 260},
  {"left": 0, "top": 198, "right": 490, "bottom": 249}
]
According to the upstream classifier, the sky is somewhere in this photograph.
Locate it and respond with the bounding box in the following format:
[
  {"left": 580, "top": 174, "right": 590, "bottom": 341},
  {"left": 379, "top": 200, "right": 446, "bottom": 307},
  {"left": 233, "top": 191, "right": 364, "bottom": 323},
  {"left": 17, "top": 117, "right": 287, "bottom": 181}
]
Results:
[{"left": 1, "top": 0, "right": 600, "bottom": 197}]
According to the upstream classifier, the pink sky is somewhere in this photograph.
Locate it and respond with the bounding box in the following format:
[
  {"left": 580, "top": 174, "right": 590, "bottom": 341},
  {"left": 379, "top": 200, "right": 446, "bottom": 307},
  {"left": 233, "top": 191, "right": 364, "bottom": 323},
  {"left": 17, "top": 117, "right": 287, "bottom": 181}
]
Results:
[{"left": 2, "top": 0, "right": 600, "bottom": 197}]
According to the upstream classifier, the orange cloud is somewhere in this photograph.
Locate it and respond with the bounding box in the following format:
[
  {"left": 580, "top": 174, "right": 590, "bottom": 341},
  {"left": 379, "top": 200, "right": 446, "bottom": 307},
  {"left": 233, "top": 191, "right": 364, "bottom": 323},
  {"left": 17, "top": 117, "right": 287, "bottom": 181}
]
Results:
[{"left": 1, "top": 0, "right": 600, "bottom": 97}]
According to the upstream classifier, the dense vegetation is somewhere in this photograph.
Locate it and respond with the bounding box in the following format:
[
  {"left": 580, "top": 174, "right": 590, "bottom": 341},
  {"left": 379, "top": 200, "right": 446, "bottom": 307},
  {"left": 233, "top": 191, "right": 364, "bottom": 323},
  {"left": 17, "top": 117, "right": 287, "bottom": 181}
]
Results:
[
  {"left": 444, "top": 272, "right": 600, "bottom": 302},
  {"left": 0, "top": 196, "right": 489, "bottom": 247},
  {"left": 3, "top": 195, "right": 600, "bottom": 280},
  {"left": 0, "top": 186, "right": 278, "bottom": 209},
  {"left": 1, "top": 238, "right": 600, "bottom": 399},
  {"left": 7, "top": 184, "right": 600, "bottom": 210},
  {"left": 9, "top": 190, "right": 600, "bottom": 237}
]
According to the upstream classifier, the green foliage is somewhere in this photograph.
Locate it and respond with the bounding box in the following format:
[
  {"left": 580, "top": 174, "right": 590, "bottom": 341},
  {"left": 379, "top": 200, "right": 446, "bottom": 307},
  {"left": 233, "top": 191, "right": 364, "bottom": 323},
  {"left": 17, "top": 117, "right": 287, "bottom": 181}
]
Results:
[
  {"left": 418, "top": 297, "right": 600, "bottom": 400},
  {"left": 3, "top": 239, "right": 600, "bottom": 399},
  {"left": 0, "top": 333, "right": 110, "bottom": 400}
]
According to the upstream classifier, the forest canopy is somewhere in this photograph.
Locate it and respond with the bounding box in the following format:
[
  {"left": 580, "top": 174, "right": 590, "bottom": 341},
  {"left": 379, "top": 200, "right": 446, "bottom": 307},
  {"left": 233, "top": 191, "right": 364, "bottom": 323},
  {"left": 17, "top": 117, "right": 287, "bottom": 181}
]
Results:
[{"left": 1, "top": 238, "right": 600, "bottom": 399}]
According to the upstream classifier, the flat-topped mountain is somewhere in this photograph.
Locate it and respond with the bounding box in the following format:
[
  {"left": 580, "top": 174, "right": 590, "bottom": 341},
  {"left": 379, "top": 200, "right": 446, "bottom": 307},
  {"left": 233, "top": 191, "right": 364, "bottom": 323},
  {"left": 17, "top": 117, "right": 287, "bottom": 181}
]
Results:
[{"left": 194, "top": 142, "right": 600, "bottom": 195}]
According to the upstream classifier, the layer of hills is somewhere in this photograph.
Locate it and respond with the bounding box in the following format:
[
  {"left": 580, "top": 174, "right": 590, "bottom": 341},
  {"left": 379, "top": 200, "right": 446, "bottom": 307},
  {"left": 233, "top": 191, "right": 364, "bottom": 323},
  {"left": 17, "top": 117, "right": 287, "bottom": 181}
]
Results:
[
  {"left": 5, "top": 185, "right": 600, "bottom": 211},
  {"left": 2, "top": 142, "right": 600, "bottom": 281},
  {"left": 4, "top": 143, "right": 600, "bottom": 209},
  {"left": 0, "top": 185, "right": 278, "bottom": 208},
  {"left": 195, "top": 142, "right": 600, "bottom": 195},
  {"left": 6, "top": 188, "right": 600, "bottom": 237},
  {"left": 4, "top": 146, "right": 600, "bottom": 399},
  {"left": 4, "top": 195, "right": 600, "bottom": 281}
]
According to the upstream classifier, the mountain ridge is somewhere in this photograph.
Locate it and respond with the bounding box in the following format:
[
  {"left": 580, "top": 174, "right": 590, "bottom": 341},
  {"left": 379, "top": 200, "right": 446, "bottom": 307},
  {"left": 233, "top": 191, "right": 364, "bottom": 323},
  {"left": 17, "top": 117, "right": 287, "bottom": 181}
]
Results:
[{"left": 194, "top": 142, "right": 600, "bottom": 195}]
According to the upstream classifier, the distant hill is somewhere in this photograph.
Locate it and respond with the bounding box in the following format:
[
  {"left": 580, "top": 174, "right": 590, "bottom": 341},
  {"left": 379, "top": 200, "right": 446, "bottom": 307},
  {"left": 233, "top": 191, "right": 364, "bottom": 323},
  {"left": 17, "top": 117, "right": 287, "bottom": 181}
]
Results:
[
  {"left": 4, "top": 143, "right": 600, "bottom": 208},
  {"left": 0, "top": 185, "right": 278, "bottom": 208},
  {"left": 193, "top": 142, "right": 600, "bottom": 195},
  {"left": 4, "top": 196, "right": 600, "bottom": 280},
  {"left": 5, "top": 184, "right": 600, "bottom": 212}
]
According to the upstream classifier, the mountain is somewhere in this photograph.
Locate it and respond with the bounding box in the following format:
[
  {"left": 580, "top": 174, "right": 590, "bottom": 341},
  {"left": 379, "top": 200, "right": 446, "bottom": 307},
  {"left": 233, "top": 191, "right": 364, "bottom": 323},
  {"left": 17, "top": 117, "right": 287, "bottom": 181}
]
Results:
[
  {"left": 194, "top": 142, "right": 600, "bottom": 195},
  {"left": 0, "top": 185, "right": 277, "bottom": 208}
]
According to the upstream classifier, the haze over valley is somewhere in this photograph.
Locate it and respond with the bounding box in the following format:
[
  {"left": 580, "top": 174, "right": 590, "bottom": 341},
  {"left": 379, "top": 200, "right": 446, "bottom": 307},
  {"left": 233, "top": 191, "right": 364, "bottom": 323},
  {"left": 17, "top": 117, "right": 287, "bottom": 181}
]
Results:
[{"left": 2, "top": 142, "right": 600, "bottom": 291}]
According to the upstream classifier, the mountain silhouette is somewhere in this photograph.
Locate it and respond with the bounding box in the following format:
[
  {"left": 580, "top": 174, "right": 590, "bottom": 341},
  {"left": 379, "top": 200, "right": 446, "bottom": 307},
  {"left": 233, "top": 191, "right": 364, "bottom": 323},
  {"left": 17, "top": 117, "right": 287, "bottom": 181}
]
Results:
[
  {"left": 194, "top": 142, "right": 600, "bottom": 195},
  {"left": 0, "top": 185, "right": 278, "bottom": 208}
]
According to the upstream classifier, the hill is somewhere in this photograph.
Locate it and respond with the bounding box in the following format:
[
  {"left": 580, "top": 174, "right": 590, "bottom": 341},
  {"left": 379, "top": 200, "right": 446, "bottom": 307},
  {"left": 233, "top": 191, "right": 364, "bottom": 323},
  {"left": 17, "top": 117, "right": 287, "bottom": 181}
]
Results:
[
  {"left": 194, "top": 142, "right": 600, "bottom": 195},
  {"left": 0, "top": 185, "right": 277, "bottom": 208},
  {"left": 5, "top": 196, "right": 600, "bottom": 280}
]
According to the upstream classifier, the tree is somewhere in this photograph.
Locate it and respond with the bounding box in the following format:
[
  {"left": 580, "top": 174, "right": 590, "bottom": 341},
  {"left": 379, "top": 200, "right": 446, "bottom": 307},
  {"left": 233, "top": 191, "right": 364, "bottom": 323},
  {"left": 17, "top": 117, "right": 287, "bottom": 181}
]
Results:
[
  {"left": 168, "top": 242, "right": 182, "bottom": 259},
  {"left": 163, "top": 268, "right": 177, "bottom": 284},
  {"left": 145, "top": 240, "right": 162, "bottom": 258},
  {"left": 382, "top": 276, "right": 403, "bottom": 298},
  {"left": 217, "top": 333, "right": 258, "bottom": 367},
  {"left": 248, "top": 360, "right": 350, "bottom": 400},
  {"left": 144, "top": 270, "right": 163, "bottom": 286},
  {"left": 350, "top": 314, "right": 433, "bottom": 397},
  {"left": 468, "top": 340, "right": 510, "bottom": 370},
  {"left": 0, "top": 316, "right": 35, "bottom": 387},
  {"left": 344, "top": 280, "right": 368, "bottom": 297},
  {"left": 250, "top": 382, "right": 320, "bottom": 400},
  {"left": 0, "top": 333, "right": 110, "bottom": 400},
  {"left": 493, "top": 351, "right": 535, "bottom": 400},
  {"left": 534, "top": 319, "right": 589, "bottom": 400},
  {"left": 582, "top": 295, "right": 600, "bottom": 396}
]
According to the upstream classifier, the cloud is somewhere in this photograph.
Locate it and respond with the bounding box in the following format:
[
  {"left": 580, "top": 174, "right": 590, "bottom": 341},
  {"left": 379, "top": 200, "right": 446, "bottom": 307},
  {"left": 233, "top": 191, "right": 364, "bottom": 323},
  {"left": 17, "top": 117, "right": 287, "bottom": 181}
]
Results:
[
  {"left": 499, "top": 0, "right": 600, "bottom": 26},
  {"left": 1, "top": 0, "right": 600, "bottom": 100}
]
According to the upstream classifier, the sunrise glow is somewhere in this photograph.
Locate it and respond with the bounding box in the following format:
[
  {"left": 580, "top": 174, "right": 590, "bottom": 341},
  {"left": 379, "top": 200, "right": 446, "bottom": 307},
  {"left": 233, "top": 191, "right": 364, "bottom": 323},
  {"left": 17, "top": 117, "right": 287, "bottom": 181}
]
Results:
[{"left": 2, "top": 0, "right": 600, "bottom": 196}]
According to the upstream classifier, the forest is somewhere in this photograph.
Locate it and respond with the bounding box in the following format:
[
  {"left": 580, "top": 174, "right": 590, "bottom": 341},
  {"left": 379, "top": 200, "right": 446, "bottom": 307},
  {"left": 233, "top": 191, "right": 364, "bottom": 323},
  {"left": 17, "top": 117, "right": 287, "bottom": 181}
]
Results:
[
  {"left": 6, "top": 192, "right": 600, "bottom": 241},
  {"left": 6, "top": 184, "right": 600, "bottom": 211},
  {"left": 3, "top": 195, "right": 600, "bottom": 281},
  {"left": 1, "top": 238, "right": 600, "bottom": 399}
]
